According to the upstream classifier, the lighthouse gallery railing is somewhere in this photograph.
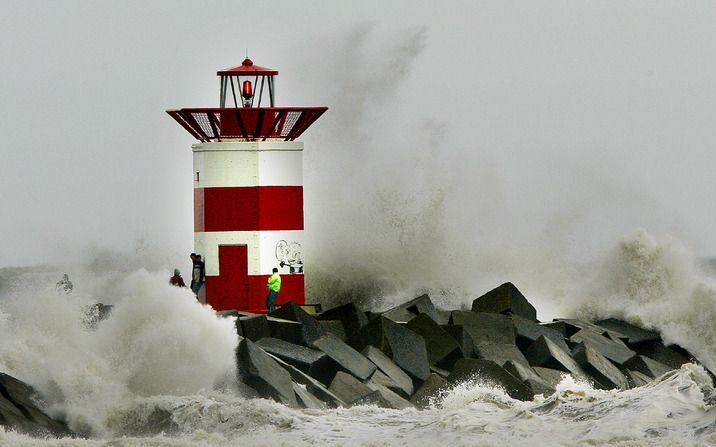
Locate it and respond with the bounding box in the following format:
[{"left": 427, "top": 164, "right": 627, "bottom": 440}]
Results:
[{"left": 166, "top": 107, "right": 328, "bottom": 142}]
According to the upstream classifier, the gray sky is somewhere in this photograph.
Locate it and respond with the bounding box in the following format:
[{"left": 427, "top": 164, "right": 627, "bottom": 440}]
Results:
[{"left": 2, "top": 1, "right": 716, "bottom": 300}]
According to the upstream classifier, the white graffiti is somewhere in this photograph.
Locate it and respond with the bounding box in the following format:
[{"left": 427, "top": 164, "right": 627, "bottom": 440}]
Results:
[{"left": 275, "top": 240, "right": 304, "bottom": 273}]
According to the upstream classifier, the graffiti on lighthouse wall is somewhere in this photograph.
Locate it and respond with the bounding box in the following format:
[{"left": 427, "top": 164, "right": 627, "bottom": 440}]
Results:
[{"left": 275, "top": 240, "right": 303, "bottom": 273}]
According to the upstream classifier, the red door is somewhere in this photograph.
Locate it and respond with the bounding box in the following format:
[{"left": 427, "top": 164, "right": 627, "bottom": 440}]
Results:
[{"left": 207, "top": 245, "right": 249, "bottom": 310}]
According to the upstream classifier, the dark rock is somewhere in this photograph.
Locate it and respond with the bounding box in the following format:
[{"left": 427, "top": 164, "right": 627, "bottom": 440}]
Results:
[
  {"left": 365, "top": 383, "right": 414, "bottom": 409},
  {"left": 569, "top": 329, "right": 637, "bottom": 367},
  {"left": 524, "top": 336, "right": 588, "bottom": 382},
  {"left": 471, "top": 282, "right": 537, "bottom": 321},
  {"left": 533, "top": 367, "right": 566, "bottom": 389},
  {"left": 595, "top": 318, "right": 661, "bottom": 345},
  {"left": 473, "top": 343, "right": 531, "bottom": 370},
  {"left": 448, "top": 359, "right": 534, "bottom": 401},
  {"left": 571, "top": 343, "right": 629, "bottom": 390},
  {"left": 313, "top": 333, "right": 376, "bottom": 381},
  {"left": 406, "top": 314, "right": 462, "bottom": 368},
  {"left": 234, "top": 318, "right": 243, "bottom": 337},
  {"left": 267, "top": 354, "right": 344, "bottom": 407},
  {"left": 382, "top": 294, "right": 444, "bottom": 324},
  {"left": 442, "top": 325, "right": 475, "bottom": 358},
  {"left": 348, "top": 390, "right": 391, "bottom": 408},
  {"left": 318, "top": 320, "right": 347, "bottom": 340},
  {"left": 362, "top": 346, "right": 414, "bottom": 396},
  {"left": 624, "top": 355, "right": 675, "bottom": 379},
  {"left": 0, "top": 372, "right": 73, "bottom": 437},
  {"left": 553, "top": 319, "right": 627, "bottom": 340},
  {"left": 236, "top": 338, "right": 298, "bottom": 407},
  {"left": 239, "top": 314, "right": 270, "bottom": 342},
  {"left": 430, "top": 365, "right": 451, "bottom": 379},
  {"left": 317, "top": 302, "right": 369, "bottom": 339},
  {"left": 292, "top": 382, "right": 327, "bottom": 409},
  {"left": 348, "top": 317, "right": 430, "bottom": 380},
  {"left": 624, "top": 369, "right": 652, "bottom": 388},
  {"left": 503, "top": 361, "right": 555, "bottom": 396},
  {"left": 216, "top": 309, "right": 240, "bottom": 318},
  {"left": 329, "top": 372, "right": 375, "bottom": 405},
  {"left": 410, "top": 373, "right": 448, "bottom": 409},
  {"left": 267, "top": 317, "right": 304, "bottom": 345},
  {"left": 632, "top": 342, "right": 691, "bottom": 369},
  {"left": 450, "top": 311, "right": 516, "bottom": 345},
  {"left": 255, "top": 338, "right": 336, "bottom": 385},
  {"left": 511, "top": 315, "right": 570, "bottom": 352},
  {"left": 269, "top": 301, "right": 324, "bottom": 346},
  {"left": 366, "top": 370, "right": 402, "bottom": 395}
]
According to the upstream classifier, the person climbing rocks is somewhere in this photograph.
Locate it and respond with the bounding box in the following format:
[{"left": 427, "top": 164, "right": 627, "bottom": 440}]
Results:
[
  {"left": 169, "top": 268, "right": 186, "bottom": 287},
  {"left": 190, "top": 253, "right": 205, "bottom": 298},
  {"left": 56, "top": 274, "right": 73, "bottom": 295},
  {"left": 265, "top": 267, "right": 281, "bottom": 313}
]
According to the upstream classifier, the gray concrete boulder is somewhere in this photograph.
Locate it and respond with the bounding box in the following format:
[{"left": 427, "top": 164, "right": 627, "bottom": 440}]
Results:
[
  {"left": 503, "top": 361, "right": 555, "bottom": 396},
  {"left": 624, "top": 369, "right": 652, "bottom": 388},
  {"left": 430, "top": 365, "right": 451, "bottom": 379},
  {"left": 269, "top": 301, "right": 324, "bottom": 346},
  {"left": 313, "top": 333, "right": 377, "bottom": 381},
  {"left": 318, "top": 320, "right": 347, "bottom": 340},
  {"left": 382, "top": 294, "right": 445, "bottom": 324},
  {"left": 511, "top": 315, "right": 570, "bottom": 352},
  {"left": 533, "top": 367, "right": 566, "bottom": 389},
  {"left": 448, "top": 359, "right": 534, "bottom": 401},
  {"left": 450, "top": 311, "right": 516, "bottom": 345},
  {"left": 317, "top": 302, "right": 369, "bottom": 339},
  {"left": 569, "top": 329, "right": 637, "bottom": 367},
  {"left": 267, "top": 353, "right": 344, "bottom": 407},
  {"left": 571, "top": 343, "right": 629, "bottom": 390},
  {"left": 267, "top": 317, "right": 304, "bottom": 345},
  {"left": 292, "top": 382, "right": 327, "bottom": 409},
  {"left": 406, "top": 314, "right": 463, "bottom": 368},
  {"left": 471, "top": 282, "right": 537, "bottom": 321},
  {"left": 595, "top": 318, "right": 661, "bottom": 345},
  {"left": 367, "top": 370, "right": 402, "bottom": 394},
  {"left": 255, "top": 337, "right": 336, "bottom": 385},
  {"left": 624, "top": 355, "right": 675, "bottom": 379},
  {"left": 524, "top": 335, "right": 588, "bottom": 382},
  {"left": 365, "top": 383, "right": 415, "bottom": 410},
  {"left": 239, "top": 314, "right": 270, "bottom": 342},
  {"left": 348, "top": 317, "right": 430, "bottom": 380},
  {"left": 329, "top": 371, "right": 375, "bottom": 406},
  {"left": 632, "top": 341, "right": 691, "bottom": 369},
  {"left": 410, "top": 373, "right": 448, "bottom": 409},
  {"left": 473, "top": 343, "right": 531, "bottom": 370},
  {"left": 236, "top": 339, "right": 298, "bottom": 407},
  {"left": 362, "top": 346, "right": 414, "bottom": 396},
  {"left": 442, "top": 325, "right": 475, "bottom": 358},
  {"left": 0, "top": 372, "right": 73, "bottom": 437}
]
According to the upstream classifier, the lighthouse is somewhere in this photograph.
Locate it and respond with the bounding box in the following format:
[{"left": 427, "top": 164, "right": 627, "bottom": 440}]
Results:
[{"left": 167, "top": 58, "right": 327, "bottom": 313}]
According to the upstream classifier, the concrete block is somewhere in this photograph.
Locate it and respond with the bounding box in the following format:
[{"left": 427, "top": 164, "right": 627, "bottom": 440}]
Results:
[
  {"left": 267, "top": 317, "right": 304, "bottom": 346},
  {"left": 471, "top": 282, "right": 537, "bottom": 321},
  {"left": 317, "top": 302, "right": 369, "bottom": 338},
  {"left": 236, "top": 339, "right": 298, "bottom": 407},
  {"left": 406, "top": 314, "right": 462, "bottom": 368},
  {"left": 362, "top": 345, "right": 414, "bottom": 396},
  {"left": 473, "top": 343, "right": 531, "bottom": 370},
  {"left": 511, "top": 314, "right": 570, "bottom": 352},
  {"left": 365, "top": 383, "right": 415, "bottom": 410},
  {"left": 503, "top": 360, "right": 555, "bottom": 396},
  {"left": 569, "top": 329, "right": 637, "bottom": 367},
  {"left": 448, "top": 359, "right": 534, "bottom": 401},
  {"left": 450, "top": 311, "right": 516, "bottom": 345},
  {"left": 292, "top": 382, "right": 327, "bottom": 409},
  {"left": 533, "top": 367, "right": 566, "bottom": 389},
  {"left": 524, "top": 335, "right": 588, "bottom": 382},
  {"left": 348, "top": 317, "right": 430, "bottom": 380},
  {"left": 595, "top": 318, "right": 661, "bottom": 345},
  {"left": 367, "top": 370, "right": 402, "bottom": 395},
  {"left": 318, "top": 320, "right": 347, "bottom": 340},
  {"left": 382, "top": 294, "right": 444, "bottom": 324},
  {"left": 349, "top": 390, "right": 392, "bottom": 408},
  {"left": 443, "top": 325, "right": 474, "bottom": 358},
  {"left": 571, "top": 343, "right": 629, "bottom": 390},
  {"left": 410, "top": 373, "right": 448, "bottom": 409},
  {"left": 430, "top": 365, "right": 451, "bottom": 379},
  {"left": 313, "top": 333, "right": 377, "bottom": 380},
  {"left": 329, "top": 371, "right": 375, "bottom": 405},
  {"left": 255, "top": 337, "right": 336, "bottom": 385},
  {"left": 267, "top": 353, "right": 344, "bottom": 407},
  {"left": 632, "top": 341, "right": 691, "bottom": 369},
  {"left": 624, "top": 355, "right": 675, "bottom": 379},
  {"left": 624, "top": 369, "right": 652, "bottom": 388},
  {"left": 269, "top": 301, "right": 325, "bottom": 346},
  {"left": 239, "top": 314, "right": 270, "bottom": 342}
]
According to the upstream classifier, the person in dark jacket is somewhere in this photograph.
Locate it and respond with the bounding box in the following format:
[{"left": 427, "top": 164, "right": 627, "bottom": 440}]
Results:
[
  {"left": 169, "top": 268, "right": 186, "bottom": 287},
  {"left": 190, "top": 253, "right": 206, "bottom": 297}
]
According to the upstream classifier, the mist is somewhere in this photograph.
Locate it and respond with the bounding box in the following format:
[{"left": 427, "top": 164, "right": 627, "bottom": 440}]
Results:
[{"left": 3, "top": 1, "right": 716, "bottom": 315}]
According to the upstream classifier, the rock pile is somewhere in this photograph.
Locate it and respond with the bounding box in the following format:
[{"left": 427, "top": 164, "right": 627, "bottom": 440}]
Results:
[{"left": 236, "top": 282, "right": 696, "bottom": 409}]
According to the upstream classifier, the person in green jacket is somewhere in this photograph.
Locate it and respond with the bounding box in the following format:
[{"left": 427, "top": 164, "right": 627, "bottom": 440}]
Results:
[{"left": 265, "top": 267, "right": 281, "bottom": 312}]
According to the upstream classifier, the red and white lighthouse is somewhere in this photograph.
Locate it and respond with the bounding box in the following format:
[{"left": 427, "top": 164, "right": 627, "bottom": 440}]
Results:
[{"left": 167, "top": 58, "right": 327, "bottom": 313}]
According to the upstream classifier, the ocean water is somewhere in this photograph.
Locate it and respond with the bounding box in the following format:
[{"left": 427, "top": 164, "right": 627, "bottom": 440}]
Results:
[{"left": 1, "top": 232, "right": 716, "bottom": 446}]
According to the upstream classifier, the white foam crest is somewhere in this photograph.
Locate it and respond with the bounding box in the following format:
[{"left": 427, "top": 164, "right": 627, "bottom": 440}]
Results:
[
  {"left": 566, "top": 230, "right": 716, "bottom": 371},
  {"left": 0, "top": 269, "right": 238, "bottom": 436}
]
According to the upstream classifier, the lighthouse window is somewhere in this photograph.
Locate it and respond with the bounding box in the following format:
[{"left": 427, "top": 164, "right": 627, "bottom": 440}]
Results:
[{"left": 195, "top": 171, "right": 200, "bottom": 182}]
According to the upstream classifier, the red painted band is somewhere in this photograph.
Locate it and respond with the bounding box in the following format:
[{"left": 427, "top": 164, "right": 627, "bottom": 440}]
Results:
[
  {"left": 194, "top": 186, "right": 303, "bottom": 232},
  {"left": 205, "top": 273, "right": 305, "bottom": 312}
]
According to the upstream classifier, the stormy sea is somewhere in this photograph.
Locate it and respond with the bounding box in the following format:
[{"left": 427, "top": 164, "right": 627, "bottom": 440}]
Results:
[{"left": 1, "top": 231, "right": 716, "bottom": 447}]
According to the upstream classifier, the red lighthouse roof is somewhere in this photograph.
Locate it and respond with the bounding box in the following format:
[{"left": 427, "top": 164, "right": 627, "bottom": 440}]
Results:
[{"left": 217, "top": 58, "right": 278, "bottom": 76}]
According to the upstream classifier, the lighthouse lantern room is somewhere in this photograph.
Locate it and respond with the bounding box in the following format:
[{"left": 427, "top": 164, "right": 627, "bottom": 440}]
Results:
[{"left": 167, "top": 58, "right": 327, "bottom": 313}]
